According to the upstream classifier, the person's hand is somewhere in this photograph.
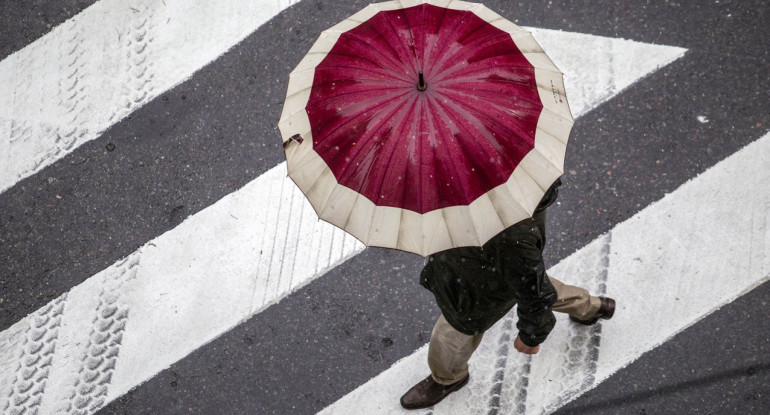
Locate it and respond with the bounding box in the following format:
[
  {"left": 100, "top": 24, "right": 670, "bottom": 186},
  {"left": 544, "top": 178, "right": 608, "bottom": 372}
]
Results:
[{"left": 514, "top": 335, "right": 540, "bottom": 354}]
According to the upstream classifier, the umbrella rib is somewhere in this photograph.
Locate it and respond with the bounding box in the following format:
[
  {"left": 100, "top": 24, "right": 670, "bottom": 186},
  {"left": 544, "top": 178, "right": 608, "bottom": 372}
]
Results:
[
  {"left": 308, "top": 90, "right": 412, "bottom": 153},
  {"left": 517, "top": 162, "right": 549, "bottom": 194},
  {"left": 437, "top": 87, "right": 544, "bottom": 116},
  {"left": 494, "top": 178, "right": 534, "bottom": 224},
  {"left": 307, "top": 85, "right": 411, "bottom": 110},
  {"left": 426, "top": 96, "right": 482, "bottom": 247},
  {"left": 427, "top": 10, "right": 474, "bottom": 76},
  {"left": 366, "top": 97, "right": 417, "bottom": 206},
  {"left": 331, "top": 97, "right": 412, "bottom": 193},
  {"left": 528, "top": 146, "right": 565, "bottom": 175},
  {"left": 397, "top": 3, "right": 421, "bottom": 70},
  {"left": 429, "top": 98, "right": 484, "bottom": 210},
  {"left": 433, "top": 94, "right": 533, "bottom": 225},
  {"left": 438, "top": 205, "right": 457, "bottom": 249},
  {"left": 416, "top": 94, "right": 428, "bottom": 214},
  {"left": 436, "top": 66, "right": 543, "bottom": 89},
  {"left": 314, "top": 61, "right": 412, "bottom": 82},
  {"left": 348, "top": 19, "right": 413, "bottom": 75},
  {"left": 321, "top": 48, "right": 411, "bottom": 82},
  {"left": 379, "top": 9, "right": 419, "bottom": 75},
  {"left": 442, "top": 86, "right": 543, "bottom": 109},
  {"left": 335, "top": 32, "right": 411, "bottom": 80},
  {"left": 435, "top": 92, "right": 523, "bottom": 168},
  {"left": 422, "top": 4, "right": 449, "bottom": 74},
  {"left": 440, "top": 64, "right": 564, "bottom": 87},
  {"left": 342, "top": 190, "right": 371, "bottom": 242},
  {"left": 485, "top": 196, "right": 510, "bottom": 242},
  {"left": 436, "top": 56, "right": 537, "bottom": 86},
  {"left": 430, "top": 24, "right": 511, "bottom": 78},
  {"left": 395, "top": 93, "right": 428, "bottom": 213}
]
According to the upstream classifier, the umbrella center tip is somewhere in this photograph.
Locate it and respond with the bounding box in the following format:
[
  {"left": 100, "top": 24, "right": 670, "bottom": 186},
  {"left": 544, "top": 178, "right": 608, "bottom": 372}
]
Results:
[{"left": 417, "top": 71, "right": 427, "bottom": 91}]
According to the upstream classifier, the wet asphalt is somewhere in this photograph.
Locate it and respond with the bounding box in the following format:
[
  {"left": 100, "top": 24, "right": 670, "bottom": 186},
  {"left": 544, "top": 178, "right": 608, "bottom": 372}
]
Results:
[{"left": 1, "top": 0, "right": 768, "bottom": 414}]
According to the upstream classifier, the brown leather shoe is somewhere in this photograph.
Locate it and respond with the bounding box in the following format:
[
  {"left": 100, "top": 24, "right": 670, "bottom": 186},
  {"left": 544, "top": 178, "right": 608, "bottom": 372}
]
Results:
[
  {"left": 570, "top": 297, "right": 616, "bottom": 326},
  {"left": 400, "top": 374, "right": 470, "bottom": 409}
]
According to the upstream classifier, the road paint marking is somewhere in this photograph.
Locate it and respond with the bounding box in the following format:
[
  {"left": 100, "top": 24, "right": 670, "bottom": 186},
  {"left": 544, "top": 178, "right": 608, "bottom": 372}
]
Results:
[
  {"left": 318, "top": 131, "right": 770, "bottom": 415},
  {"left": 0, "top": 29, "right": 685, "bottom": 414},
  {"left": 0, "top": 0, "right": 301, "bottom": 194}
]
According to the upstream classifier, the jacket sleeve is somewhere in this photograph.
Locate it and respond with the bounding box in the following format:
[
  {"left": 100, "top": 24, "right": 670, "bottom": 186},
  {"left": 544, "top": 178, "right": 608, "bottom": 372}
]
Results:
[
  {"left": 497, "top": 226, "right": 558, "bottom": 347},
  {"left": 516, "top": 267, "right": 558, "bottom": 347}
]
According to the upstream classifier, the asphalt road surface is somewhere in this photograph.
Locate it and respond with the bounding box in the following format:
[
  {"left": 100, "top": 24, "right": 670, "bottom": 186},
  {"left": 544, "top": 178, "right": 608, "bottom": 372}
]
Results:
[{"left": 1, "top": 1, "right": 768, "bottom": 414}]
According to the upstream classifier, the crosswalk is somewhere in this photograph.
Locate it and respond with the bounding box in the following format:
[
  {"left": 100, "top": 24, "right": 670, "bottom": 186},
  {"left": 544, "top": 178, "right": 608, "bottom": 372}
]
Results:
[
  {"left": 0, "top": 0, "right": 301, "bottom": 194},
  {"left": 1, "top": 1, "right": 768, "bottom": 414},
  {"left": 321, "top": 132, "right": 770, "bottom": 414}
]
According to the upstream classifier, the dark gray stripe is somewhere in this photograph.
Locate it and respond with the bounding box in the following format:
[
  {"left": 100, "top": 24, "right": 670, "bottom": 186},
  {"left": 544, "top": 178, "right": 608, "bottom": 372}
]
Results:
[{"left": 0, "top": 0, "right": 99, "bottom": 61}]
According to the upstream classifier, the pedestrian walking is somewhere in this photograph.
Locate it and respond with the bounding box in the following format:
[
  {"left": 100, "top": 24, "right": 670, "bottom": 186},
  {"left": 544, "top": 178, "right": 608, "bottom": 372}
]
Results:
[
  {"left": 277, "top": 1, "right": 615, "bottom": 409},
  {"left": 399, "top": 178, "right": 616, "bottom": 409}
]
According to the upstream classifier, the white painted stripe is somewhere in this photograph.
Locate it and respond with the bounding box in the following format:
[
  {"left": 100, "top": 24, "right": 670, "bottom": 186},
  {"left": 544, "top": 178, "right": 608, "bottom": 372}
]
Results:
[
  {"left": 318, "top": 131, "right": 770, "bottom": 415},
  {"left": 524, "top": 27, "right": 684, "bottom": 118},
  {"left": 0, "top": 30, "right": 685, "bottom": 414},
  {"left": 0, "top": 0, "right": 301, "bottom": 194}
]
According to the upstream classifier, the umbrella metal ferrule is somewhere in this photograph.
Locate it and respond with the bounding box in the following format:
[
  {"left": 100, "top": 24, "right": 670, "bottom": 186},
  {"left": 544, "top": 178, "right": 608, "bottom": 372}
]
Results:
[{"left": 417, "top": 71, "right": 427, "bottom": 91}]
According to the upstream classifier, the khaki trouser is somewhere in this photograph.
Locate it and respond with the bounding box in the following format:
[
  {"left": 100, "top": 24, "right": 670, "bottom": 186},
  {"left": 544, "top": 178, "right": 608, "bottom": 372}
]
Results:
[{"left": 428, "top": 276, "right": 601, "bottom": 385}]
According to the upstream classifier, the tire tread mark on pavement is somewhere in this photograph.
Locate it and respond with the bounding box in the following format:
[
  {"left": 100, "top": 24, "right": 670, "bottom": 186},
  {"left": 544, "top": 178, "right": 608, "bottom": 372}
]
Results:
[
  {"left": 56, "top": 19, "right": 89, "bottom": 153},
  {"left": 108, "top": 8, "right": 154, "bottom": 125},
  {"left": 542, "top": 232, "right": 611, "bottom": 414},
  {"left": 494, "top": 317, "right": 533, "bottom": 415},
  {"left": 25, "top": 19, "right": 89, "bottom": 176},
  {"left": 5, "top": 46, "right": 35, "bottom": 183},
  {"left": 487, "top": 316, "right": 524, "bottom": 415},
  {"left": 511, "top": 354, "right": 533, "bottom": 414},
  {"left": 2, "top": 295, "right": 67, "bottom": 415},
  {"left": 57, "top": 255, "right": 140, "bottom": 415}
]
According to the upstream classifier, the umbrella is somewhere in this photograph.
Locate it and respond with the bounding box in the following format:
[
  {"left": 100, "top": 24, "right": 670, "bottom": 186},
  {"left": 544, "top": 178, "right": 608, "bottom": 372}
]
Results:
[{"left": 278, "top": 0, "right": 573, "bottom": 257}]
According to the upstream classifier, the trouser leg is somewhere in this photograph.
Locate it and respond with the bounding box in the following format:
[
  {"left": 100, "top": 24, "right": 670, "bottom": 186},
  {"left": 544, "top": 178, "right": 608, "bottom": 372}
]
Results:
[
  {"left": 427, "top": 314, "right": 484, "bottom": 385},
  {"left": 548, "top": 276, "right": 601, "bottom": 320}
]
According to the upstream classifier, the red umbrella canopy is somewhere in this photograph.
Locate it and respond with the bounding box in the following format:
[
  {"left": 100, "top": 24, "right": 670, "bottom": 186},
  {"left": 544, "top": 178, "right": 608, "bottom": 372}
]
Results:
[
  {"left": 279, "top": 0, "right": 572, "bottom": 256},
  {"left": 307, "top": 3, "right": 542, "bottom": 214}
]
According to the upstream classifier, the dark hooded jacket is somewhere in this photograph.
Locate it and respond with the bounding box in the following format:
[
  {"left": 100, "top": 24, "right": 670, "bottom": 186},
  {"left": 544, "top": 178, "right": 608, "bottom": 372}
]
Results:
[{"left": 420, "top": 179, "right": 561, "bottom": 347}]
